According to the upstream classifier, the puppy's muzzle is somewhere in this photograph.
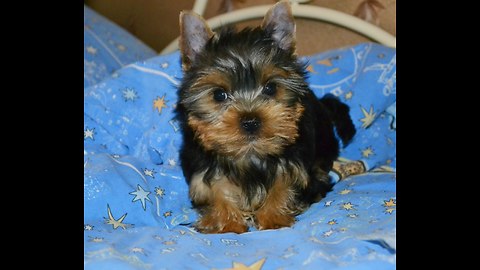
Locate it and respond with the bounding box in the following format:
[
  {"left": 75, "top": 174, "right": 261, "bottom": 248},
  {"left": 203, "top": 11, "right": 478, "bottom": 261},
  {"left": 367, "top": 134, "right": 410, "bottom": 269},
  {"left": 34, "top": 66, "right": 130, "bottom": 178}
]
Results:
[{"left": 241, "top": 117, "right": 261, "bottom": 134}]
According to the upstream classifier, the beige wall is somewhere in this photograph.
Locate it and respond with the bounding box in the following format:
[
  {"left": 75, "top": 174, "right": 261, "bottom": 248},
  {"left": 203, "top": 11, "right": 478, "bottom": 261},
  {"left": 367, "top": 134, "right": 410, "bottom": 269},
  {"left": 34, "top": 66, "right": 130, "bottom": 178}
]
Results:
[{"left": 85, "top": 0, "right": 395, "bottom": 56}]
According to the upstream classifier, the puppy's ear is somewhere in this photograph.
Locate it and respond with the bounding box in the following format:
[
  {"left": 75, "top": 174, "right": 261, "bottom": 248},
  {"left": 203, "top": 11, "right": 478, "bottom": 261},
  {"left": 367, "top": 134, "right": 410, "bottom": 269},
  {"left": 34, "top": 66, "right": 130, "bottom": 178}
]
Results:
[
  {"left": 261, "top": 1, "right": 296, "bottom": 52},
  {"left": 179, "top": 11, "right": 214, "bottom": 71}
]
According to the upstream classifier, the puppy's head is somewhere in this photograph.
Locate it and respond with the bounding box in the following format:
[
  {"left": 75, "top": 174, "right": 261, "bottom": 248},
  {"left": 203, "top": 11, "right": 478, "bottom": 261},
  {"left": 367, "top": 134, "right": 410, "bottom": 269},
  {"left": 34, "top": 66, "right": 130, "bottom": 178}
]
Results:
[{"left": 178, "top": 1, "right": 309, "bottom": 158}]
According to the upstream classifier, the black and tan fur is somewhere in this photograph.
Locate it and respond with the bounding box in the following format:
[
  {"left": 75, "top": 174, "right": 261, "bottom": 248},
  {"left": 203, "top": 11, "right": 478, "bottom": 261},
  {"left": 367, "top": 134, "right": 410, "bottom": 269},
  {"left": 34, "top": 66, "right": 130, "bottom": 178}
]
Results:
[{"left": 175, "top": 1, "right": 356, "bottom": 233}]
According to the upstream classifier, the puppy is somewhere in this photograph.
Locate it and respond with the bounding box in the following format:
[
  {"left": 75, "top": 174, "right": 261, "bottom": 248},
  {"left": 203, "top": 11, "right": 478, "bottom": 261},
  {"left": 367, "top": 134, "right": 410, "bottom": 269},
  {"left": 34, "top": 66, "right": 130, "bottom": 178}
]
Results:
[{"left": 175, "top": 1, "right": 356, "bottom": 233}]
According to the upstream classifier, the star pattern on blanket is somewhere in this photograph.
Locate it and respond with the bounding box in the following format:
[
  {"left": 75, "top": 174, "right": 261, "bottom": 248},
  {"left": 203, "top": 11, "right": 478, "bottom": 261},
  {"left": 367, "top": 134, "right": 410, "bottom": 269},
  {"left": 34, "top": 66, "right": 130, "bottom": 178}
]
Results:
[
  {"left": 224, "top": 258, "right": 266, "bottom": 270},
  {"left": 155, "top": 187, "right": 165, "bottom": 197},
  {"left": 167, "top": 159, "right": 177, "bottom": 166},
  {"left": 345, "top": 91, "right": 353, "bottom": 100},
  {"left": 361, "top": 146, "right": 375, "bottom": 158},
  {"left": 359, "top": 105, "right": 376, "bottom": 128},
  {"left": 122, "top": 87, "right": 139, "bottom": 101},
  {"left": 130, "top": 247, "right": 147, "bottom": 255},
  {"left": 143, "top": 168, "right": 156, "bottom": 178},
  {"left": 86, "top": 46, "right": 97, "bottom": 55},
  {"left": 342, "top": 202, "right": 356, "bottom": 211},
  {"left": 384, "top": 208, "right": 395, "bottom": 214},
  {"left": 323, "top": 229, "right": 335, "bottom": 237},
  {"left": 327, "top": 219, "right": 338, "bottom": 225},
  {"left": 104, "top": 204, "right": 132, "bottom": 230},
  {"left": 383, "top": 198, "right": 396, "bottom": 207},
  {"left": 129, "top": 185, "right": 152, "bottom": 210},
  {"left": 154, "top": 95, "right": 168, "bottom": 114},
  {"left": 88, "top": 236, "right": 104, "bottom": 243},
  {"left": 383, "top": 197, "right": 396, "bottom": 214},
  {"left": 84, "top": 127, "right": 95, "bottom": 140}
]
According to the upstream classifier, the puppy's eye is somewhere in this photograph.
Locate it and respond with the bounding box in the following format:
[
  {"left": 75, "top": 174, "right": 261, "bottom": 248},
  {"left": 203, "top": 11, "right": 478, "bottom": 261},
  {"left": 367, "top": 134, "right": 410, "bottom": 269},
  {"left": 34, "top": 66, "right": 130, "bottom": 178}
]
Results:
[
  {"left": 262, "top": 82, "right": 277, "bottom": 96},
  {"left": 213, "top": 88, "right": 228, "bottom": 102}
]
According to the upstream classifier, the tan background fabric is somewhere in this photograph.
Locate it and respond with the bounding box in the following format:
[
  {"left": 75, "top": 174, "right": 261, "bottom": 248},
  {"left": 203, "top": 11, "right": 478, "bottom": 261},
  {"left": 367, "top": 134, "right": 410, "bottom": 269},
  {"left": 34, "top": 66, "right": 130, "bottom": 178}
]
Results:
[{"left": 85, "top": 0, "right": 395, "bottom": 56}]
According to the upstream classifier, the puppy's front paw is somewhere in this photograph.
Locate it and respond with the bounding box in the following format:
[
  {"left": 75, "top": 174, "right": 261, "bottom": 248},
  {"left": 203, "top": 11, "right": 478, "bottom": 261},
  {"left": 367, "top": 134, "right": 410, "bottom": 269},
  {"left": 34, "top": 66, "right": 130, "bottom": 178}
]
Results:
[
  {"left": 195, "top": 214, "right": 248, "bottom": 234},
  {"left": 255, "top": 210, "right": 295, "bottom": 230}
]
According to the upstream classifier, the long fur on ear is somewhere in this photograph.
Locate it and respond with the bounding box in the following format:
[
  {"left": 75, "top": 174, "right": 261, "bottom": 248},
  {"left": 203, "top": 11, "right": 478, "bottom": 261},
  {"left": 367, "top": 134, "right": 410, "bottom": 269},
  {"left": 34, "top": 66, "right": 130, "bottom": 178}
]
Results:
[
  {"left": 261, "top": 0, "right": 296, "bottom": 52},
  {"left": 179, "top": 11, "right": 214, "bottom": 71}
]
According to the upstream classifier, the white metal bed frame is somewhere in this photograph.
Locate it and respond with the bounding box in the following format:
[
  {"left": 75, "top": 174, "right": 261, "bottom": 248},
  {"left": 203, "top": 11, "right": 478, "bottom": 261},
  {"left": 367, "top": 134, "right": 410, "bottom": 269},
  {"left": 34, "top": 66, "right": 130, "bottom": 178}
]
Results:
[{"left": 160, "top": 0, "right": 396, "bottom": 54}]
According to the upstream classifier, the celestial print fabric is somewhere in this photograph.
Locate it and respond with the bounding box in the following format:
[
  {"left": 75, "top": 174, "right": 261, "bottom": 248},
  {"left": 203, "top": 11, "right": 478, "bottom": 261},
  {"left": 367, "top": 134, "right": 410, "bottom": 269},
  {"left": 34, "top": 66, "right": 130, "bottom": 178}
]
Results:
[
  {"left": 84, "top": 5, "right": 157, "bottom": 88},
  {"left": 84, "top": 42, "right": 396, "bottom": 270}
]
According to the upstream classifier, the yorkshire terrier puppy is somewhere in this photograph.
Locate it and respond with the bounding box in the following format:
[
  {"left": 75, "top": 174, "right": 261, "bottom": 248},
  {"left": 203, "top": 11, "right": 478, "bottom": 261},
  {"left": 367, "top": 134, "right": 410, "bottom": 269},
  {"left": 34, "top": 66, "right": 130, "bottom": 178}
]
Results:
[{"left": 176, "top": 1, "right": 356, "bottom": 234}]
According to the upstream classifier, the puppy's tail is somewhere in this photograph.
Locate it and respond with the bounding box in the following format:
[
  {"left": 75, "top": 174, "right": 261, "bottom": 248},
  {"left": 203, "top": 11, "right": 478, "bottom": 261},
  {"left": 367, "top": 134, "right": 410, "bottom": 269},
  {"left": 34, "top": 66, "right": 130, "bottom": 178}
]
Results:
[{"left": 319, "top": 94, "right": 356, "bottom": 147}]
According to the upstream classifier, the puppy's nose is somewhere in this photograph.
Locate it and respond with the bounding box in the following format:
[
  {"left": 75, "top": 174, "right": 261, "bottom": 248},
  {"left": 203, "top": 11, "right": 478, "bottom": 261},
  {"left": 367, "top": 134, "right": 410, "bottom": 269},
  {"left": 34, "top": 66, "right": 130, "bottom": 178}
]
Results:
[{"left": 241, "top": 118, "right": 261, "bottom": 134}]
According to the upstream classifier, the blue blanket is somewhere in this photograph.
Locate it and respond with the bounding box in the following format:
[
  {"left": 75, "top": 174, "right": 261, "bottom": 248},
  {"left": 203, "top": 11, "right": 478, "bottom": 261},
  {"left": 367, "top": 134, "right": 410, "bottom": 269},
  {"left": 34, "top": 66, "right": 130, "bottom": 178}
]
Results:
[
  {"left": 84, "top": 5, "right": 156, "bottom": 88},
  {"left": 84, "top": 6, "right": 396, "bottom": 269}
]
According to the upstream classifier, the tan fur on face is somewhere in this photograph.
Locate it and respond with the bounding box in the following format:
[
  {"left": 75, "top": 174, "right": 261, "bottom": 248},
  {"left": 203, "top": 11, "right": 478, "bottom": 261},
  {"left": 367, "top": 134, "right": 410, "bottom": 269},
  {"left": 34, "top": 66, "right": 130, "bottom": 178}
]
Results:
[
  {"left": 260, "top": 66, "right": 289, "bottom": 85},
  {"left": 191, "top": 71, "right": 231, "bottom": 91},
  {"left": 188, "top": 101, "right": 304, "bottom": 158},
  {"left": 186, "top": 65, "right": 305, "bottom": 158},
  {"left": 184, "top": 63, "right": 306, "bottom": 158}
]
